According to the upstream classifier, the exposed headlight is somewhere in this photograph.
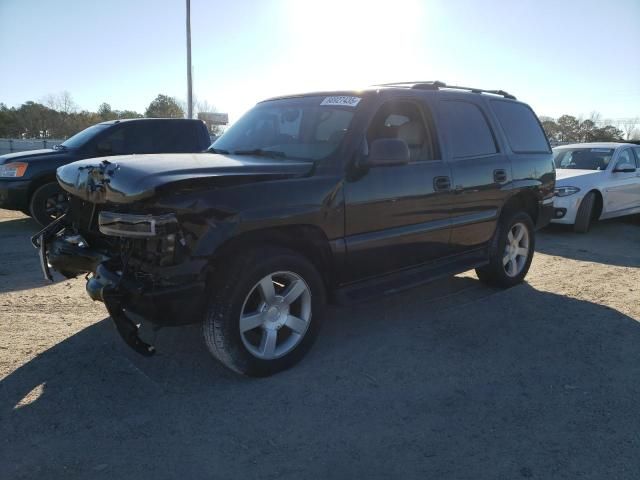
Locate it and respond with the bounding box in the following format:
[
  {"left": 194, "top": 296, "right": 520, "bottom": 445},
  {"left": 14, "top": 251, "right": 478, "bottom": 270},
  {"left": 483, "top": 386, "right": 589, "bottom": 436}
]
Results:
[
  {"left": 98, "top": 211, "right": 178, "bottom": 238},
  {"left": 0, "top": 162, "right": 28, "bottom": 178},
  {"left": 554, "top": 186, "right": 580, "bottom": 197}
]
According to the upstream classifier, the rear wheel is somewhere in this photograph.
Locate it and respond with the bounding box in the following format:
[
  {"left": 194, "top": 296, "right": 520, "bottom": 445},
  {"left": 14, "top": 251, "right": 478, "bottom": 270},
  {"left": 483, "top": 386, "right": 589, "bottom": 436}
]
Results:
[
  {"left": 476, "top": 211, "right": 535, "bottom": 288},
  {"left": 29, "top": 182, "right": 68, "bottom": 227},
  {"left": 574, "top": 191, "right": 596, "bottom": 233},
  {"left": 203, "top": 247, "right": 326, "bottom": 377}
]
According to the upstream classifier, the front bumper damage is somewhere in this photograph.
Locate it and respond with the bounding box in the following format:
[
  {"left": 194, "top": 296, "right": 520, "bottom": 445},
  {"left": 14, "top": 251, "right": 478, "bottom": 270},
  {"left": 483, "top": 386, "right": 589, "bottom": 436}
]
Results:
[{"left": 31, "top": 217, "right": 207, "bottom": 356}]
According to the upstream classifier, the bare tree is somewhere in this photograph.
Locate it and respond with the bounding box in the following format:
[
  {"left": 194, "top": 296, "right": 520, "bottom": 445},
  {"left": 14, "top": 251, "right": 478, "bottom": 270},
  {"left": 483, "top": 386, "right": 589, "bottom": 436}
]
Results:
[
  {"left": 42, "top": 91, "right": 78, "bottom": 114},
  {"left": 189, "top": 96, "right": 225, "bottom": 135},
  {"left": 619, "top": 117, "right": 639, "bottom": 140}
]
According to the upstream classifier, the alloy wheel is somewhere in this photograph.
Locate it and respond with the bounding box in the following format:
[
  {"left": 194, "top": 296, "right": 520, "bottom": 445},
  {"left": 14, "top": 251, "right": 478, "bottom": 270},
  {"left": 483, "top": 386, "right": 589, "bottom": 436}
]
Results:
[
  {"left": 502, "top": 222, "right": 530, "bottom": 277},
  {"left": 239, "top": 271, "right": 312, "bottom": 360}
]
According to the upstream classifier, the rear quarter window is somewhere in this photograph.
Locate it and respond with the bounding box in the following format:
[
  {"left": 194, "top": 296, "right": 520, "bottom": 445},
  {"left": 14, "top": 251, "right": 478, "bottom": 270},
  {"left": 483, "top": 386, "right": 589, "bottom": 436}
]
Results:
[
  {"left": 490, "top": 100, "right": 550, "bottom": 153},
  {"left": 152, "top": 122, "right": 201, "bottom": 153}
]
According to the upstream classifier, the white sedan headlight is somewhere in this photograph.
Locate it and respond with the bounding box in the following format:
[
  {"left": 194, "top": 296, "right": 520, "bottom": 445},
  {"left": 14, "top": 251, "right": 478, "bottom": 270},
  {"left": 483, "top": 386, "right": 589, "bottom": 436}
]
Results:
[{"left": 554, "top": 186, "right": 581, "bottom": 197}]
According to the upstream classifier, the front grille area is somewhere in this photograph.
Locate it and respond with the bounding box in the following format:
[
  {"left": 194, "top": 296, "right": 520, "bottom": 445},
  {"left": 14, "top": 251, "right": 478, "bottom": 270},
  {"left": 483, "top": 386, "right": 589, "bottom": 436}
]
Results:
[
  {"left": 65, "top": 195, "right": 185, "bottom": 273},
  {"left": 68, "top": 195, "right": 101, "bottom": 233}
]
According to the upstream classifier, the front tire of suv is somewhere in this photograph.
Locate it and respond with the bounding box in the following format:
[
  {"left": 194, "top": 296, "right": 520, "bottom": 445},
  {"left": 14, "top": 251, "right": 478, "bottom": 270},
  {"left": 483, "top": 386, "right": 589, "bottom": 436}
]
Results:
[
  {"left": 475, "top": 211, "right": 535, "bottom": 288},
  {"left": 203, "top": 247, "right": 326, "bottom": 377}
]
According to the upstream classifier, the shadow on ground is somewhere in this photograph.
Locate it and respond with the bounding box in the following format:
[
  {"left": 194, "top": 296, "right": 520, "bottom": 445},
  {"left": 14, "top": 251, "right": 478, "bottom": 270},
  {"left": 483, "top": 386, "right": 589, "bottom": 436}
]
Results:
[
  {"left": 0, "top": 217, "right": 67, "bottom": 293},
  {"left": 538, "top": 217, "right": 640, "bottom": 267},
  {"left": 2, "top": 277, "right": 640, "bottom": 479},
  {"left": 0, "top": 218, "right": 63, "bottom": 293}
]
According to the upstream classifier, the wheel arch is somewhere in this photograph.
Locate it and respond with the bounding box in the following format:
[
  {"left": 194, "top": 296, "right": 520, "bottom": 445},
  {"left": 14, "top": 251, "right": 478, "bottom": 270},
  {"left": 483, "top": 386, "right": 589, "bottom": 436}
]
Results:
[
  {"left": 209, "top": 224, "right": 336, "bottom": 292},
  {"left": 500, "top": 190, "right": 539, "bottom": 224},
  {"left": 586, "top": 188, "right": 604, "bottom": 220},
  {"left": 27, "top": 174, "right": 59, "bottom": 205}
]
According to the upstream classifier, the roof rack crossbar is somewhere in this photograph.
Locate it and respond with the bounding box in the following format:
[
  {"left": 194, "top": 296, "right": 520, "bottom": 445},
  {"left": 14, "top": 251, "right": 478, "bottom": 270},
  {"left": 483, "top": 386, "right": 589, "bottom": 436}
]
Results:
[{"left": 371, "top": 81, "right": 516, "bottom": 100}]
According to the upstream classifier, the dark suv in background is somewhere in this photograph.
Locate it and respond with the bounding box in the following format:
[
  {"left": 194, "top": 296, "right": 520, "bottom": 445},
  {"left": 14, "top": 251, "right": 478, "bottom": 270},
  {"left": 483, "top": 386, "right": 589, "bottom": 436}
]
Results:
[
  {"left": 36, "top": 81, "right": 555, "bottom": 376},
  {"left": 0, "top": 118, "right": 210, "bottom": 225}
]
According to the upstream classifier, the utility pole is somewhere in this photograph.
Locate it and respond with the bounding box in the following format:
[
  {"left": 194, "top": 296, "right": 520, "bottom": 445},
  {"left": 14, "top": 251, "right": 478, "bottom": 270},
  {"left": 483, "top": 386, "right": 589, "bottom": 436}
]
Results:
[{"left": 186, "top": 0, "right": 193, "bottom": 119}]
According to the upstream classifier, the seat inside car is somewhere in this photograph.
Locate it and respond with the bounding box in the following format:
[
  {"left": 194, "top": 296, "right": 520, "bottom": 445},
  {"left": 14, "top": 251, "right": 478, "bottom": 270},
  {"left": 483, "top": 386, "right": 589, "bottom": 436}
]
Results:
[{"left": 397, "top": 122, "right": 426, "bottom": 162}]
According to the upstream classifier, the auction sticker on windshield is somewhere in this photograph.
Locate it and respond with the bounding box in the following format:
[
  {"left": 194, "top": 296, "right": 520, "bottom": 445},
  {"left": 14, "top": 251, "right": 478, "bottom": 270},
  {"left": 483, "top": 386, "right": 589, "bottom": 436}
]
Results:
[{"left": 320, "top": 96, "right": 361, "bottom": 107}]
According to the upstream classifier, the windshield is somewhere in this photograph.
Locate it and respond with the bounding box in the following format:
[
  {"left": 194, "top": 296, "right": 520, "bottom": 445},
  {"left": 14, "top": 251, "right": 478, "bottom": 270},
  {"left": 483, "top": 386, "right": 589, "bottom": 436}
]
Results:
[
  {"left": 210, "top": 96, "right": 358, "bottom": 161},
  {"left": 553, "top": 147, "right": 614, "bottom": 170},
  {"left": 61, "top": 124, "right": 110, "bottom": 149}
]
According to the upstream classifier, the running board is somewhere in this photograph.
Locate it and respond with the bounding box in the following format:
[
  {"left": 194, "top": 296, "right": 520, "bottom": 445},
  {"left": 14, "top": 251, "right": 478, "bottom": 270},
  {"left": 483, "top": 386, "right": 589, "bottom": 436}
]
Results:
[{"left": 334, "top": 248, "right": 489, "bottom": 304}]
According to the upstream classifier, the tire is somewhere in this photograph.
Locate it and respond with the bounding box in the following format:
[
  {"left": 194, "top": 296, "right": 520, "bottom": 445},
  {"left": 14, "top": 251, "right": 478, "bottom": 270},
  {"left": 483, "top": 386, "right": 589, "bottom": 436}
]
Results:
[
  {"left": 203, "top": 246, "right": 326, "bottom": 377},
  {"left": 573, "top": 191, "right": 596, "bottom": 233},
  {"left": 475, "top": 211, "right": 535, "bottom": 288},
  {"left": 29, "top": 182, "right": 68, "bottom": 227}
]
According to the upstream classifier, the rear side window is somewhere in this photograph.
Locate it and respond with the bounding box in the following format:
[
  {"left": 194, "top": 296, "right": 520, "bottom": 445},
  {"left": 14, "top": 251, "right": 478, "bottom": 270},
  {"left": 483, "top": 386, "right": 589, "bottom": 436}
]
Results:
[
  {"left": 120, "top": 123, "right": 155, "bottom": 154},
  {"left": 491, "top": 100, "right": 549, "bottom": 153},
  {"left": 440, "top": 101, "right": 496, "bottom": 158},
  {"left": 634, "top": 147, "right": 640, "bottom": 168},
  {"left": 153, "top": 122, "right": 201, "bottom": 153},
  {"left": 101, "top": 123, "right": 154, "bottom": 154}
]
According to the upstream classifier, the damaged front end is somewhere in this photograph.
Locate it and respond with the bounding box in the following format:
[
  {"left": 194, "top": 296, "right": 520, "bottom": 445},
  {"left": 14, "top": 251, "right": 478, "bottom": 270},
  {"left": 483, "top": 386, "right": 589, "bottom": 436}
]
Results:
[
  {"left": 32, "top": 194, "right": 208, "bottom": 357},
  {"left": 34, "top": 154, "right": 313, "bottom": 357}
]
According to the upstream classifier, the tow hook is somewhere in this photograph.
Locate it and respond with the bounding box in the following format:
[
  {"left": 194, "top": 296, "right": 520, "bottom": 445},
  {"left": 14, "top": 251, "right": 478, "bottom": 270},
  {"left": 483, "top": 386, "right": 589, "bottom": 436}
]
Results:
[{"left": 103, "top": 288, "right": 156, "bottom": 357}]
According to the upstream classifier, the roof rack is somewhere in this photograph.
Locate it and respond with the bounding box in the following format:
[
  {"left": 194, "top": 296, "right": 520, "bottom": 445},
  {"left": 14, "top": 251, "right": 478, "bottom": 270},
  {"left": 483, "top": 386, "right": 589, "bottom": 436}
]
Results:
[{"left": 372, "top": 81, "right": 517, "bottom": 100}]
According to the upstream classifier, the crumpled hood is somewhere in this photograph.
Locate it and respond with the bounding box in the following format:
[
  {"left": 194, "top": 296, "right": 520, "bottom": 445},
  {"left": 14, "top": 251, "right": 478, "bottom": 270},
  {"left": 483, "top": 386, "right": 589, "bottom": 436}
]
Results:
[
  {"left": 555, "top": 168, "right": 604, "bottom": 184},
  {"left": 56, "top": 153, "right": 314, "bottom": 204}
]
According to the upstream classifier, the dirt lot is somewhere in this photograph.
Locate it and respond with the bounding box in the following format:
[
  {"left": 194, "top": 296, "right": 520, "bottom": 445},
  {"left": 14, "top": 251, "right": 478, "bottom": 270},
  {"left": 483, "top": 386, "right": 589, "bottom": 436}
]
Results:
[{"left": 1, "top": 208, "right": 639, "bottom": 479}]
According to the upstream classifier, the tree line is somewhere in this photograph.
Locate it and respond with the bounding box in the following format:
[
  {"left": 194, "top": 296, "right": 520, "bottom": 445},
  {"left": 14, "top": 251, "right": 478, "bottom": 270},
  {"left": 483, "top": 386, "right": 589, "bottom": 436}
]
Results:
[
  {"left": 1, "top": 91, "right": 637, "bottom": 144},
  {"left": 0, "top": 92, "right": 221, "bottom": 139},
  {"left": 540, "top": 114, "right": 639, "bottom": 144}
]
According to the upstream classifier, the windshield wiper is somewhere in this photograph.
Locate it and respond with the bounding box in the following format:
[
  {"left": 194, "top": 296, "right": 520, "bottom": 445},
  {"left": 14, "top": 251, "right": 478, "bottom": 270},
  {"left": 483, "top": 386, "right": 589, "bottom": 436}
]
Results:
[
  {"left": 53, "top": 144, "right": 67, "bottom": 151},
  {"left": 233, "top": 148, "right": 287, "bottom": 158},
  {"left": 208, "top": 147, "right": 229, "bottom": 154}
]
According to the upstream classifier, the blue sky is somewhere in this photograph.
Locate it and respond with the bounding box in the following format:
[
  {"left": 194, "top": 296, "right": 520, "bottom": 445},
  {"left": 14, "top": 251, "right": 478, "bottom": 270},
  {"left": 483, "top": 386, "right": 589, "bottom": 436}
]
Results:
[{"left": 1, "top": 0, "right": 638, "bottom": 122}]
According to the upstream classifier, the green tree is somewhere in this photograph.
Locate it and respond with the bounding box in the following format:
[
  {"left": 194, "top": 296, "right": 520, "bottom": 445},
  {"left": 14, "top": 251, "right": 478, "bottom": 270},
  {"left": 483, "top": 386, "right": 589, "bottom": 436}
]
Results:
[
  {"left": 145, "top": 94, "right": 184, "bottom": 118},
  {"left": 556, "top": 115, "right": 580, "bottom": 143},
  {"left": 578, "top": 119, "right": 596, "bottom": 142},
  {"left": 0, "top": 104, "right": 20, "bottom": 137},
  {"left": 116, "top": 109, "right": 144, "bottom": 119},
  {"left": 14, "top": 101, "right": 59, "bottom": 138},
  {"left": 591, "top": 125, "right": 623, "bottom": 142},
  {"left": 98, "top": 102, "right": 118, "bottom": 121},
  {"left": 540, "top": 119, "right": 559, "bottom": 142}
]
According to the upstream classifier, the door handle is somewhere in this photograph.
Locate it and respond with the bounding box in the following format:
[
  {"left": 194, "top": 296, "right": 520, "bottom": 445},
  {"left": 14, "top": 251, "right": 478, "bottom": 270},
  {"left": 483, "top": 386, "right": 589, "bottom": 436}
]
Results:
[
  {"left": 494, "top": 169, "right": 508, "bottom": 183},
  {"left": 433, "top": 176, "right": 451, "bottom": 191}
]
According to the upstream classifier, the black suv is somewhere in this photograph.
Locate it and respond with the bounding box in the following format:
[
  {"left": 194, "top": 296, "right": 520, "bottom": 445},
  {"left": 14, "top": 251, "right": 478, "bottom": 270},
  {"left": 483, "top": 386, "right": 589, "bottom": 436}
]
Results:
[
  {"left": 0, "top": 118, "right": 211, "bottom": 226},
  {"left": 35, "top": 82, "right": 555, "bottom": 376}
]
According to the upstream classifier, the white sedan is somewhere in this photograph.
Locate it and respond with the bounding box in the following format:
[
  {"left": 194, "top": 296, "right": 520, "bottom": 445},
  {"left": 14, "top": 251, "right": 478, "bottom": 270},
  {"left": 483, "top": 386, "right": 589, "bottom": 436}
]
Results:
[{"left": 552, "top": 142, "right": 640, "bottom": 232}]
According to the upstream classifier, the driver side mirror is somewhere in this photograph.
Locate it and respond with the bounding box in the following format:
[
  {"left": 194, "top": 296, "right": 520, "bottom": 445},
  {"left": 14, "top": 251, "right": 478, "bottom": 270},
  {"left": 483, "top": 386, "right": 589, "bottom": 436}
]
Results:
[
  {"left": 361, "top": 138, "right": 410, "bottom": 167},
  {"left": 613, "top": 163, "right": 636, "bottom": 173},
  {"left": 96, "top": 141, "right": 113, "bottom": 155}
]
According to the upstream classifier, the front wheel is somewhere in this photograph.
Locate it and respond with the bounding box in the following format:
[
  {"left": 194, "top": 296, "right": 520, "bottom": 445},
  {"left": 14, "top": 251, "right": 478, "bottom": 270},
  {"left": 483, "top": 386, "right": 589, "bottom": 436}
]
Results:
[
  {"left": 203, "top": 247, "right": 326, "bottom": 377},
  {"left": 573, "top": 191, "right": 596, "bottom": 233},
  {"left": 476, "top": 211, "right": 535, "bottom": 288},
  {"left": 29, "top": 182, "right": 68, "bottom": 227}
]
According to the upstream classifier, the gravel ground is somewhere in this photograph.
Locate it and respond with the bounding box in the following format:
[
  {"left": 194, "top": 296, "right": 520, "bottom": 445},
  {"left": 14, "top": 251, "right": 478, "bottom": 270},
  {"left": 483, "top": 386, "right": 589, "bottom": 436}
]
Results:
[{"left": 1, "top": 209, "right": 639, "bottom": 479}]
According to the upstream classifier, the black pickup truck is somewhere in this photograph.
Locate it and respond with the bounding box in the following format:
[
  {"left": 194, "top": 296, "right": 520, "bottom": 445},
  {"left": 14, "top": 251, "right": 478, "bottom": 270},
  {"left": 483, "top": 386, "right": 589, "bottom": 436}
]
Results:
[
  {"left": 0, "top": 118, "right": 211, "bottom": 226},
  {"left": 35, "top": 82, "right": 555, "bottom": 376}
]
